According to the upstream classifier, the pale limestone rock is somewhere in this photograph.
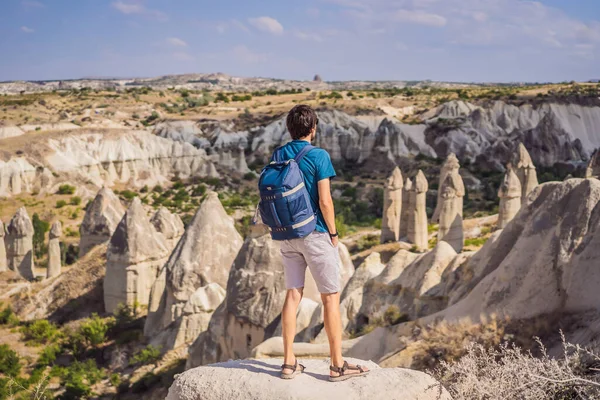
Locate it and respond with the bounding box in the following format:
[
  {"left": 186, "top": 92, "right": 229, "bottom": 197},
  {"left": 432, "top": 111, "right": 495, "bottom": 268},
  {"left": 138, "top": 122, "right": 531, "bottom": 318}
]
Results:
[
  {"left": 407, "top": 170, "right": 429, "bottom": 251},
  {"left": 513, "top": 143, "right": 539, "bottom": 204},
  {"left": 144, "top": 192, "right": 242, "bottom": 352},
  {"left": 438, "top": 171, "right": 465, "bottom": 253},
  {"left": 79, "top": 187, "right": 125, "bottom": 257},
  {"left": 432, "top": 153, "right": 460, "bottom": 222},
  {"left": 399, "top": 178, "right": 412, "bottom": 239},
  {"left": 0, "top": 221, "right": 6, "bottom": 273},
  {"left": 186, "top": 218, "right": 285, "bottom": 367},
  {"left": 381, "top": 167, "right": 403, "bottom": 243},
  {"left": 46, "top": 221, "right": 62, "bottom": 279},
  {"left": 167, "top": 358, "right": 452, "bottom": 400},
  {"left": 104, "top": 197, "right": 170, "bottom": 314},
  {"left": 150, "top": 207, "right": 185, "bottom": 248},
  {"left": 497, "top": 167, "right": 522, "bottom": 229},
  {"left": 586, "top": 150, "right": 600, "bottom": 179},
  {"left": 6, "top": 208, "right": 34, "bottom": 280}
]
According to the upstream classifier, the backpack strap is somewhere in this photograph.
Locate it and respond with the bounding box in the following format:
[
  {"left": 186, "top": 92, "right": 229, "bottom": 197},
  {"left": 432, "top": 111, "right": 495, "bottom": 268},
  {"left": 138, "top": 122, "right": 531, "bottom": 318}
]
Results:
[{"left": 294, "top": 145, "right": 315, "bottom": 164}]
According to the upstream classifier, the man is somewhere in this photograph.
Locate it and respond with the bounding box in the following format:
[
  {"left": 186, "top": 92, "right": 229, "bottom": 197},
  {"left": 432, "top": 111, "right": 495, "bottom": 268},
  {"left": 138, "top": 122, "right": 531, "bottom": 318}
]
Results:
[{"left": 277, "top": 105, "right": 369, "bottom": 382}]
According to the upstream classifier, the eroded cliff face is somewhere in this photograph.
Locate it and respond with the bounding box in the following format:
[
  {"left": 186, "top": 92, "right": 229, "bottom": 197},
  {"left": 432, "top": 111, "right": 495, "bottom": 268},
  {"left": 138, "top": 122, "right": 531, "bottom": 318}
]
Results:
[
  {"left": 0, "top": 129, "right": 219, "bottom": 198},
  {"left": 155, "top": 101, "right": 600, "bottom": 172}
]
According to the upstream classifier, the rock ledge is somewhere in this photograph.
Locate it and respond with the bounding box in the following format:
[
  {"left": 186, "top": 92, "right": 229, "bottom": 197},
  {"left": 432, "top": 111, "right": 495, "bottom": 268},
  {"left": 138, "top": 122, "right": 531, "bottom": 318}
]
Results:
[{"left": 167, "top": 358, "right": 451, "bottom": 400}]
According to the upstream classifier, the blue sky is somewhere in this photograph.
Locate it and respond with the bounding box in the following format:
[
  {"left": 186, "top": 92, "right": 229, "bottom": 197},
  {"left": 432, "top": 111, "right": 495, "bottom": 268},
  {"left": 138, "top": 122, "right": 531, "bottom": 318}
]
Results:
[{"left": 1, "top": 0, "right": 599, "bottom": 83}]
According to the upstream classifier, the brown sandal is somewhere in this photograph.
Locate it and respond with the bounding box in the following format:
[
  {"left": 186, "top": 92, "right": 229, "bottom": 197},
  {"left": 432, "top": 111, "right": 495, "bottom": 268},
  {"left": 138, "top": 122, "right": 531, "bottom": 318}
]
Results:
[
  {"left": 329, "top": 361, "right": 370, "bottom": 382},
  {"left": 281, "top": 359, "right": 305, "bottom": 380}
]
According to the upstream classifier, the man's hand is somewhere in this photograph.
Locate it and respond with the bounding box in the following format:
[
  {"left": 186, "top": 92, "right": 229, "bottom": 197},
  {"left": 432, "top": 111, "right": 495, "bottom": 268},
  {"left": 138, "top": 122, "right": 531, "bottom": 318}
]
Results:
[{"left": 331, "top": 235, "right": 339, "bottom": 247}]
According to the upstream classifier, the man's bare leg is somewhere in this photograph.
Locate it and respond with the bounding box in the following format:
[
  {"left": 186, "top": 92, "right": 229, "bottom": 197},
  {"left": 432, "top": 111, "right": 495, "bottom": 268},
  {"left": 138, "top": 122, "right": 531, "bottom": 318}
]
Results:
[
  {"left": 282, "top": 287, "right": 303, "bottom": 374},
  {"left": 321, "top": 292, "right": 369, "bottom": 378}
]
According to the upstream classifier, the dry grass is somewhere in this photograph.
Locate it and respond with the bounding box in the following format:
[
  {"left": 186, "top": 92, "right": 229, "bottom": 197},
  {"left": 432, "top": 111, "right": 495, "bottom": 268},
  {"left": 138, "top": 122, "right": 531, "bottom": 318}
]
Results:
[{"left": 435, "top": 334, "right": 600, "bottom": 400}]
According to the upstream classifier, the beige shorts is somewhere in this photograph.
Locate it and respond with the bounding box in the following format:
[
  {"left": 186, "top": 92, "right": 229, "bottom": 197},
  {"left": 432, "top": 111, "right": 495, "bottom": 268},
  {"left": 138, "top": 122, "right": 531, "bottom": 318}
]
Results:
[{"left": 280, "top": 231, "right": 341, "bottom": 294}]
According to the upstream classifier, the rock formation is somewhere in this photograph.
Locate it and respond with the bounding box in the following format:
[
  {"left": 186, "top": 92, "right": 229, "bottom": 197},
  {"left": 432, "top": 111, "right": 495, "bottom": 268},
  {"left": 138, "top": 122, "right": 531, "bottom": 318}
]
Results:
[
  {"left": 407, "top": 170, "right": 429, "bottom": 251},
  {"left": 144, "top": 192, "right": 243, "bottom": 352},
  {"left": 5, "top": 207, "right": 35, "bottom": 280},
  {"left": 46, "top": 221, "right": 62, "bottom": 279},
  {"left": 513, "top": 143, "right": 539, "bottom": 204},
  {"left": 150, "top": 207, "right": 185, "bottom": 249},
  {"left": 432, "top": 153, "right": 460, "bottom": 222},
  {"left": 104, "top": 198, "right": 170, "bottom": 314},
  {"left": 0, "top": 221, "right": 6, "bottom": 273},
  {"left": 497, "top": 167, "right": 522, "bottom": 229},
  {"left": 381, "top": 167, "right": 403, "bottom": 243},
  {"left": 186, "top": 218, "right": 285, "bottom": 367},
  {"left": 399, "top": 178, "right": 412, "bottom": 239},
  {"left": 438, "top": 171, "right": 465, "bottom": 253},
  {"left": 586, "top": 150, "right": 600, "bottom": 179},
  {"left": 167, "top": 358, "right": 451, "bottom": 400},
  {"left": 79, "top": 187, "right": 125, "bottom": 257}
]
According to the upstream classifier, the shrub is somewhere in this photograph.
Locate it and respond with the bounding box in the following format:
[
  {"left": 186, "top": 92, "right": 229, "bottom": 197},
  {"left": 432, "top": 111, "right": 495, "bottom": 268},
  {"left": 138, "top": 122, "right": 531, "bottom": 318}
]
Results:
[
  {"left": 69, "top": 196, "right": 81, "bottom": 206},
  {"left": 32, "top": 213, "right": 50, "bottom": 259},
  {"left": 119, "top": 190, "right": 137, "bottom": 200},
  {"left": 383, "top": 305, "right": 408, "bottom": 326},
  {"left": 109, "top": 373, "right": 121, "bottom": 387},
  {"left": 56, "top": 200, "right": 67, "bottom": 209},
  {"left": 0, "top": 305, "right": 18, "bottom": 326},
  {"left": 57, "top": 185, "right": 76, "bottom": 195},
  {"left": 153, "top": 185, "right": 164, "bottom": 193},
  {"left": 191, "top": 184, "right": 207, "bottom": 197},
  {"left": 0, "top": 344, "right": 21, "bottom": 377},
  {"left": 38, "top": 344, "right": 61, "bottom": 367},
  {"left": 435, "top": 336, "right": 600, "bottom": 400},
  {"left": 129, "top": 345, "right": 161, "bottom": 366},
  {"left": 21, "top": 319, "right": 60, "bottom": 345},
  {"left": 55, "top": 359, "right": 105, "bottom": 400},
  {"left": 243, "top": 172, "right": 256, "bottom": 181},
  {"left": 78, "top": 314, "right": 114, "bottom": 348}
]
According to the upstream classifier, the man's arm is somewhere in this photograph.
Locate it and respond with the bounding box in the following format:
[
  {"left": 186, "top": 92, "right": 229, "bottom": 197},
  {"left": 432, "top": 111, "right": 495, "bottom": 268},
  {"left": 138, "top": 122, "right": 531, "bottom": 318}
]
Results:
[{"left": 317, "top": 178, "right": 338, "bottom": 246}]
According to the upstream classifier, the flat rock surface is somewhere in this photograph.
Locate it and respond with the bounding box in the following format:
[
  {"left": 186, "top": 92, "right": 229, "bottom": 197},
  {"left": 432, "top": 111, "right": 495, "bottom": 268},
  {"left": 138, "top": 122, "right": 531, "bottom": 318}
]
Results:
[{"left": 167, "top": 358, "right": 451, "bottom": 400}]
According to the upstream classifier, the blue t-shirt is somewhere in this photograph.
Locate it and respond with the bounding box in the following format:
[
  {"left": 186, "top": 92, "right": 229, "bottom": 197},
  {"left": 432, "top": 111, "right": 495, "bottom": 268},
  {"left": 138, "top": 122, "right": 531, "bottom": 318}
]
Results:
[{"left": 274, "top": 140, "right": 336, "bottom": 233}]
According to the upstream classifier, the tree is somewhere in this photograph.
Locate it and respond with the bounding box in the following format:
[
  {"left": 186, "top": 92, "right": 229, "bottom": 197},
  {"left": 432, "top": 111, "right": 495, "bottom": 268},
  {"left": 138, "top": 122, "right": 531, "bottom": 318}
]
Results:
[{"left": 32, "top": 213, "right": 50, "bottom": 259}]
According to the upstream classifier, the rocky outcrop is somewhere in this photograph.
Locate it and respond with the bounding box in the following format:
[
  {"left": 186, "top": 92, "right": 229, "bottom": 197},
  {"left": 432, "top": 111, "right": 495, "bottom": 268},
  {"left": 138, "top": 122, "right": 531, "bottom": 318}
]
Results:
[
  {"left": 497, "top": 167, "right": 522, "bottom": 229},
  {"left": 186, "top": 219, "right": 285, "bottom": 367},
  {"left": 150, "top": 207, "right": 185, "bottom": 249},
  {"left": 104, "top": 198, "right": 170, "bottom": 314},
  {"left": 513, "top": 143, "right": 539, "bottom": 204},
  {"left": 399, "top": 177, "right": 412, "bottom": 239},
  {"left": 0, "top": 221, "right": 6, "bottom": 273},
  {"left": 381, "top": 167, "right": 403, "bottom": 243},
  {"left": 79, "top": 187, "right": 125, "bottom": 257},
  {"left": 167, "top": 358, "right": 452, "bottom": 400},
  {"left": 6, "top": 208, "right": 34, "bottom": 280},
  {"left": 438, "top": 172, "right": 465, "bottom": 253},
  {"left": 439, "top": 178, "right": 600, "bottom": 323},
  {"left": 407, "top": 170, "right": 429, "bottom": 251},
  {"left": 144, "top": 192, "right": 242, "bottom": 352},
  {"left": 586, "top": 150, "right": 600, "bottom": 179},
  {"left": 46, "top": 221, "right": 62, "bottom": 279},
  {"left": 432, "top": 153, "right": 460, "bottom": 223}
]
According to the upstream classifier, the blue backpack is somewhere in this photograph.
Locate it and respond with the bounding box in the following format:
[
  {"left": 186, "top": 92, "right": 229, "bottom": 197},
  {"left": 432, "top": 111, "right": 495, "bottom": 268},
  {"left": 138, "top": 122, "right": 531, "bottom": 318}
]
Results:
[{"left": 257, "top": 145, "right": 317, "bottom": 241}]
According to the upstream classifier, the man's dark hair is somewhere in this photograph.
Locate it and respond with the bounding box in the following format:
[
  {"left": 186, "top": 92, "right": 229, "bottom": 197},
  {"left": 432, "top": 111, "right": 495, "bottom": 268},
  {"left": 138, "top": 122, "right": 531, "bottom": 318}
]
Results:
[{"left": 286, "top": 105, "right": 318, "bottom": 140}]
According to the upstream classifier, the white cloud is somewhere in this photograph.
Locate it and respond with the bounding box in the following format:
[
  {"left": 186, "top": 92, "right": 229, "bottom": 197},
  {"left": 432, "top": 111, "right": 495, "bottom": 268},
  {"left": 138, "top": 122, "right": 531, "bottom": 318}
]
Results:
[
  {"left": 166, "top": 37, "right": 188, "bottom": 47},
  {"left": 295, "top": 31, "right": 323, "bottom": 42},
  {"left": 248, "top": 16, "right": 284, "bottom": 35},
  {"left": 231, "top": 45, "right": 268, "bottom": 63},
  {"left": 394, "top": 9, "right": 447, "bottom": 27},
  {"left": 111, "top": 1, "right": 167, "bottom": 21},
  {"left": 21, "top": 26, "right": 35, "bottom": 33}
]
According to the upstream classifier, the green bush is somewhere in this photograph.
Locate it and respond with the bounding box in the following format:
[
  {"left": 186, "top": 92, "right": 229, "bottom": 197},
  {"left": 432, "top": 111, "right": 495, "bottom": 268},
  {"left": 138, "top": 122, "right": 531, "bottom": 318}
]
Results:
[
  {"left": 129, "top": 345, "right": 161, "bottom": 366},
  {"left": 56, "top": 200, "right": 68, "bottom": 209},
  {"left": 32, "top": 213, "right": 50, "bottom": 259},
  {"left": 54, "top": 359, "right": 105, "bottom": 400},
  {"left": 69, "top": 196, "right": 82, "bottom": 206},
  {"left": 243, "top": 172, "right": 256, "bottom": 181},
  {"left": 38, "top": 344, "right": 61, "bottom": 367},
  {"left": 191, "top": 184, "right": 207, "bottom": 197},
  {"left": 109, "top": 373, "right": 121, "bottom": 387},
  {"left": 0, "top": 345, "right": 21, "bottom": 377},
  {"left": 57, "top": 185, "right": 76, "bottom": 195},
  {"left": 78, "top": 314, "right": 113, "bottom": 348},
  {"left": 153, "top": 185, "right": 164, "bottom": 193},
  {"left": 0, "top": 305, "right": 18, "bottom": 326},
  {"left": 383, "top": 305, "right": 408, "bottom": 326},
  {"left": 21, "top": 319, "right": 60, "bottom": 345},
  {"left": 120, "top": 190, "right": 137, "bottom": 200}
]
